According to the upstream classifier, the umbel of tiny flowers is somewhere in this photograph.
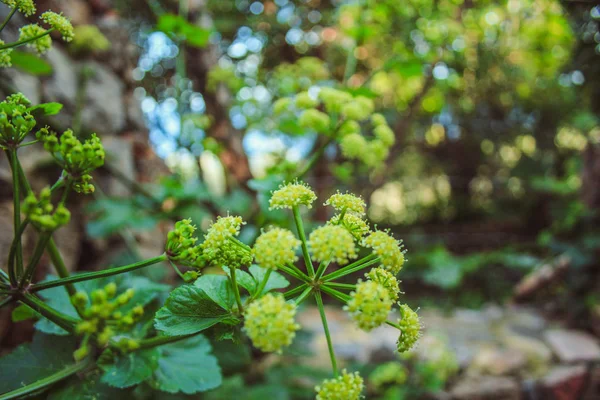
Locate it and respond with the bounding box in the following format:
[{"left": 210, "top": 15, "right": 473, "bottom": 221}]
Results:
[
  {"left": 328, "top": 213, "right": 370, "bottom": 241},
  {"left": 324, "top": 191, "right": 366, "bottom": 216},
  {"left": 201, "top": 215, "right": 252, "bottom": 268},
  {"left": 1, "top": 0, "right": 35, "bottom": 16},
  {"left": 362, "top": 230, "right": 406, "bottom": 274},
  {"left": 344, "top": 280, "right": 393, "bottom": 331},
  {"left": 243, "top": 293, "right": 300, "bottom": 353},
  {"left": 396, "top": 303, "right": 421, "bottom": 353},
  {"left": 252, "top": 227, "right": 300, "bottom": 270},
  {"left": 269, "top": 180, "right": 317, "bottom": 210},
  {"left": 36, "top": 128, "right": 105, "bottom": 194},
  {"left": 366, "top": 267, "right": 401, "bottom": 302},
  {"left": 166, "top": 219, "right": 204, "bottom": 268},
  {"left": 315, "top": 369, "right": 364, "bottom": 400},
  {"left": 22, "top": 186, "right": 71, "bottom": 231},
  {"left": 0, "top": 93, "right": 36, "bottom": 147},
  {"left": 308, "top": 224, "right": 357, "bottom": 265}
]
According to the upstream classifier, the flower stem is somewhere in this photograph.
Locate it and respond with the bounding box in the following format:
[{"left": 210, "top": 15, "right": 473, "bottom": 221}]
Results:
[
  {"left": 29, "top": 254, "right": 168, "bottom": 292},
  {"left": 230, "top": 267, "right": 244, "bottom": 313},
  {"left": 294, "top": 286, "right": 313, "bottom": 305},
  {"left": 7, "top": 149, "right": 23, "bottom": 285},
  {"left": 0, "top": 357, "right": 92, "bottom": 400},
  {"left": 385, "top": 320, "right": 402, "bottom": 330},
  {"left": 314, "top": 291, "right": 338, "bottom": 376},
  {"left": 296, "top": 138, "right": 334, "bottom": 179},
  {"left": 323, "top": 282, "right": 356, "bottom": 291},
  {"left": 278, "top": 264, "right": 310, "bottom": 283},
  {"left": 19, "top": 293, "right": 78, "bottom": 333},
  {"left": 0, "top": 28, "right": 54, "bottom": 50},
  {"left": 46, "top": 238, "right": 77, "bottom": 297},
  {"left": 314, "top": 261, "right": 330, "bottom": 280},
  {"left": 321, "top": 254, "right": 379, "bottom": 282},
  {"left": 292, "top": 205, "right": 315, "bottom": 277},
  {"left": 20, "top": 233, "right": 51, "bottom": 288},
  {"left": 283, "top": 283, "right": 308, "bottom": 299},
  {"left": 321, "top": 285, "right": 351, "bottom": 303},
  {"left": 253, "top": 268, "right": 272, "bottom": 298},
  {"left": 134, "top": 331, "right": 201, "bottom": 351},
  {"left": 0, "top": 6, "right": 17, "bottom": 33}
]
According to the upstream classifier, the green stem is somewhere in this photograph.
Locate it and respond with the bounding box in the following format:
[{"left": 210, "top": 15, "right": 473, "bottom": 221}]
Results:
[
  {"left": 322, "top": 254, "right": 379, "bottom": 282},
  {"left": 294, "top": 286, "right": 313, "bottom": 305},
  {"left": 296, "top": 138, "right": 333, "bottom": 179},
  {"left": 323, "top": 282, "right": 356, "bottom": 290},
  {"left": 253, "top": 268, "right": 272, "bottom": 298},
  {"left": 29, "top": 254, "right": 168, "bottom": 292},
  {"left": 314, "top": 291, "right": 338, "bottom": 376},
  {"left": 19, "top": 293, "right": 77, "bottom": 333},
  {"left": 7, "top": 218, "right": 29, "bottom": 286},
  {"left": 134, "top": 331, "right": 200, "bottom": 351},
  {"left": 385, "top": 320, "right": 402, "bottom": 330},
  {"left": 18, "top": 139, "right": 39, "bottom": 148},
  {"left": 285, "top": 262, "right": 311, "bottom": 281},
  {"left": 321, "top": 285, "right": 351, "bottom": 303},
  {"left": 169, "top": 260, "right": 186, "bottom": 280},
  {"left": 0, "top": 29, "right": 54, "bottom": 50},
  {"left": 46, "top": 238, "right": 77, "bottom": 297},
  {"left": 314, "top": 261, "right": 330, "bottom": 280},
  {"left": 15, "top": 156, "right": 32, "bottom": 194},
  {"left": 292, "top": 206, "right": 315, "bottom": 277},
  {"left": 283, "top": 283, "right": 308, "bottom": 299},
  {"left": 7, "top": 149, "right": 23, "bottom": 284},
  {"left": 230, "top": 268, "right": 244, "bottom": 313},
  {"left": 20, "top": 233, "right": 51, "bottom": 288},
  {"left": 0, "top": 6, "right": 17, "bottom": 33},
  {"left": 0, "top": 296, "right": 14, "bottom": 309},
  {"left": 343, "top": 41, "right": 357, "bottom": 83},
  {"left": 0, "top": 358, "right": 91, "bottom": 400},
  {"left": 277, "top": 264, "right": 309, "bottom": 283}
]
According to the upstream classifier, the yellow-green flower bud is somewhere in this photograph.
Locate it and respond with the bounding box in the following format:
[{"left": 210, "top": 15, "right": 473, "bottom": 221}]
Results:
[
  {"left": 361, "top": 139, "right": 389, "bottom": 167},
  {"left": 338, "top": 120, "right": 360, "bottom": 137},
  {"left": 324, "top": 191, "right": 366, "bottom": 215},
  {"left": 299, "top": 109, "right": 331, "bottom": 133},
  {"left": 373, "top": 124, "right": 395, "bottom": 147},
  {"left": 253, "top": 227, "right": 300, "bottom": 270},
  {"left": 73, "top": 345, "right": 89, "bottom": 361},
  {"left": 70, "top": 291, "right": 88, "bottom": 309},
  {"left": 369, "top": 362, "right": 408, "bottom": 389},
  {"left": 269, "top": 181, "right": 317, "bottom": 210},
  {"left": 366, "top": 267, "right": 400, "bottom": 302},
  {"left": 308, "top": 225, "right": 357, "bottom": 265},
  {"left": 318, "top": 87, "right": 353, "bottom": 114},
  {"left": 2, "top": 0, "right": 36, "bottom": 16},
  {"left": 340, "top": 133, "right": 367, "bottom": 159},
  {"left": 371, "top": 113, "right": 387, "bottom": 126},
  {"left": 362, "top": 230, "right": 405, "bottom": 274},
  {"left": 273, "top": 97, "right": 292, "bottom": 115},
  {"left": 315, "top": 369, "right": 364, "bottom": 400},
  {"left": 201, "top": 215, "right": 252, "bottom": 268},
  {"left": 19, "top": 24, "right": 52, "bottom": 54},
  {"left": 41, "top": 12, "right": 74, "bottom": 42},
  {"left": 97, "top": 327, "right": 114, "bottom": 346},
  {"left": 328, "top": 213, "right": 370, "bottom": 240},
  {"left": 396, "top": 304, "right": 421, "bottom": 353},
  {"left": 243, "top": 293, "right": 300, "bottom": 353},
  {"left": 345, "top": 280, "right": 392, "bottom": 331},
  {"left": 0, "top": 41, "right": 12, "bottom": 67},
  {"left": 104, "top": 283, "right": 117, "bottom": 299},
  {"left": 295, "top": 91, "right": 318, "bottom": 109}
]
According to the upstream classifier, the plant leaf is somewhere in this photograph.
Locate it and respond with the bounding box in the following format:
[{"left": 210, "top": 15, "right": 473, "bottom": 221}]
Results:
[
  {"left": 11, "top": 304, "right": 40, "bottom": 322},
  {"left": 100, "top": 349, "right": 159, "bottom": 388},
  {"left": 27, "top": 102, "right": 63, "bottom": 116},
  {"left": 223, "top": 266, "right": 256, "bottom": 295},
  {"left": 194, "top": 274, "right": 235, "bottom": 311},
  {"left": 150, "top": 335, "right": 222, "bottom": 394},
  {"left": 10, "top": 50, "right": 53, "bottom": 76},
  {"left": 154, "top": 285, "right": 235, "bottom": 336},
  {"left": 249, "top": 265, "right": 290, "bottom": 295},
  {"left": 48, "top": 372, "right": 130, "bottom": 400}
]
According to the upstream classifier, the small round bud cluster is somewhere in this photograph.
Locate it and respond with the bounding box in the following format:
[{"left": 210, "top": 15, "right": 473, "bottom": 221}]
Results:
[
  {"left": 71, "top": 284, "right": 144, "bottom": 359},
  {"left": 339, "top": 133, "right": 367, "bottom": 159},
  {"left": 362, "top": 230, "right": 405, "bottom": 274},
  {"left": 273, "top": 97, "right": 292, "bottom": 115},
  {"left": 19, "top": 24, "right": 52, "bottom": 54},
  {"left": 70, "top": 25, "right": 111, "bottom": 53},
  {"left": 1, "top": 0, "right": 36, "bottom": 16},
  {"left": 366, "top": 267, "right": 400, "bottom": 302},
  {"left": 345, "top": 280, "right": 392, "bottom": 331},
  {"left": 36, "top": 129, "right": 105, "bottom": 194},
  {"left": 22, "top": 187, "right": 71, "bottom": 231},
  {"left": 166, "top": 219, "right": 204, "bottom": 268},
  {"left": 299, "top": 109, "right": 331, "bottom": 133},
  {"left": 201, "top": 216, "right": 252, "bottom": 268},
  {"left": 324, "top": 192, "right": 366, "bottom": 215},
  {"left": 0, "top": 94, "right": 35, "bottom": 146},
  {"left": 308, "top": 225, "right": 357, "bottom": 265},
  {"left": 271, "top": 57, "right": 329, "bottom": 96},
  {"left": 243, "top": 293, "right": 300, "bottom": 353},
  {"left": 369, "top": 362, "right": 408, "bottom": 390},
  {"left": 328, "top": 213, "right": 370, "bottom": 240},
  {"left": 396, "top": 304, "right": 421, "bottom": 353},
  {"left": 341, "top": 96, "right": 375, "bottom": 121},
  {"left": 269, "top": 181, "right": 317, "bottom": 210},
  {"left": 318, "top": 87, "right": 353, "bottom": 114},
  {"left": 41, "top": 12, "right": 74, "bottom": 42},
  {"left": 253, "top": 227, "right": 300, "bottom": 270},
  {"left": 0, "top": 41, "right": 12, "bottom": 67},
  {"left": 295, "top": 91, "right": 319, "bottom": 109},
  {"left": 315, "top": 369, "right": 364, "bottom": 400},
  {"left": 207, "top": 66, "right": 244, "bottom": 94}
]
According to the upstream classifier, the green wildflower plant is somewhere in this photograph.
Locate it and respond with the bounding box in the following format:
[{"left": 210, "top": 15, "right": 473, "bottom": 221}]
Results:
[{"left": 0, "top": 0, "right": 74, "bottom": 67}]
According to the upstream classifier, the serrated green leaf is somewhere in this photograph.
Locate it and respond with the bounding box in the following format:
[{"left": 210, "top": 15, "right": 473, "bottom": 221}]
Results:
[
  {"left": 48, "top": 371, "right": 130, "bottom": 400},
  {"left": 151, "top": 335, "right": 222, "bottom": 394},
  {"left": 154, "top": 285, "right": 234, "bottom": 336},
  {"left": 249, "top": 265, "right": 290, "bottom": 295},
  {"left": 223, "top": 266, "right": 256, "bottom": 295},
  {"left": 27, "top": 102, "right": 63, "bottom": 116},
  {"left": 100, "top": 348, "right": 159, "bottom": 388},
  {"left": 0, "top": 333, "right": 77, "bottom": 394},
  {"left": 194, "top": 274, "right": 235, "bottom": 311},
  {"left": 10, "top": 50, "right": 53, "bottom": 76}
]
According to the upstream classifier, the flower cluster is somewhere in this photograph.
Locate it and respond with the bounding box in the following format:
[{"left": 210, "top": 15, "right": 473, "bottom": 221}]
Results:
[
  {"left": 324, "top": 191, "right": 366, "bottom": 215},
  {"left": 1, "top": 0, "right": 35, "bottom": 16},
  {"left": 22, "top": 187, "right": 71, "bottom": 231},
  {"left": 253, "top": 227, "right": 300, "bottom": 270},
  {"left": 308, "top": 225, "right": 357, "bottom": 265},
  {"left": 315, "top": 369, "right": 364, "bottom": 400},
  {"left": 368, "top": 362, "right": 408, "bottom": 390},
  {"left": 166, "top": 219, "right": 204, "bottom": 268},
  {"left": 328, "top": 213, "right": 370, "bottom": 240},
  {"left": 345, "top": 280, "right": 393, "bottom": 331},
  {"left": 201, "top": 216, "right": 252, "bottom": 268},
  {"left": 366, "top": 267, "right": 401, "bottom": 302},
  {"left": 36, "top": 128, "right": 105, "bottom": 194},
  {"left": 270, "top": 56, "right": 329, "bottom": 96},
  {"left": 396, "top": 304, "right": 421, "bottom": 353},
  {"left": 269, "top": 181, "right": 317, "bottom": 210},
  {"left": 362, "top": 230, "right": 406, "bottom": 274},
  {"left": 0, "top": 41, "right": 11, "bottom": 67},
  {"left": 0, "top": 93, "right": 35, "bottom": 146},
  {"left": 71, "top": 284, "right": 143, "bottom": 360},
  {"left": 19, "top": 24, "right": 52, "bottom": 54},
  {"left": 243, "top": 293, "right": 300, "bottom": 353},
  {"left": 70, "top": 25, "right": 110, "bottom": 53},
  {"left": 41, "top": 11, "right": 75, "bottom": 42}
]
